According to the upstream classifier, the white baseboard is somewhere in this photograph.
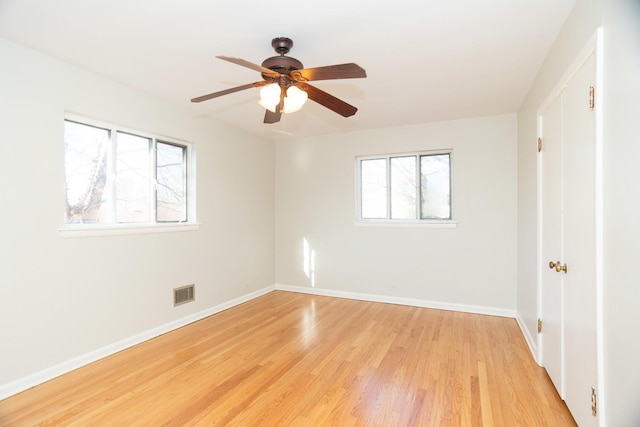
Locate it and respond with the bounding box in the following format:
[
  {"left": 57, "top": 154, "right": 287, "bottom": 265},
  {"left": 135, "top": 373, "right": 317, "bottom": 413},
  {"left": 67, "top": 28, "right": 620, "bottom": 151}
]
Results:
[
  {"left": 275, "top": 284, "right": 517, "bottom": 318},
  {"left": 515, "top": 312, "right": 541, "bottom": 366},
  {"left": 0, "top": 285, "right": 275, "bottom": 401}
]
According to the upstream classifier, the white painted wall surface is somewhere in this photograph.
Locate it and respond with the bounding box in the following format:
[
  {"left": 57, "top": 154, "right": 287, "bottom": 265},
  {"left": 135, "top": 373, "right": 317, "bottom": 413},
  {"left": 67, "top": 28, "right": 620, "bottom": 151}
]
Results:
[
  {"left": 0, "top": 38, "right": 275, "bottom": 389},
  {"left": 517, "top": 0, "right": 640, "bottom": 424},
  {"left": 275, "top": 114, "right": 518, "bottom": 311},
  {"left": 601, "top": 0, "right": 640, "bottom": 424}
]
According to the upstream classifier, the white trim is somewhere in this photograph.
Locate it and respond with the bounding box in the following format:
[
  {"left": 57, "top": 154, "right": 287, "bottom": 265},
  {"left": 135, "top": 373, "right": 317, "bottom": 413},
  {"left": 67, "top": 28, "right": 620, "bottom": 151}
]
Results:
[
  {"left": 516, "top": 311, "right": 541, "bottom": 366},
  {"left": 536, "top": 31, "right": 598, "bottom": 115},
  {"left": 353, "top": 220, "right": 457, "bottom": 228},
  {"left": 355, "top": 148, "right": 454, "bottom": 161},
  {"left": 0, "top": 285, "right": 275, "bottom": 400},
  {"left": 59, "top": 222, "right": 200, "bottom": 238},
  {"left": 594, "top": 26, "right": 606, "bottom": 426},
  {"left": 64, "top": 112, "right": 193, "bottom": 147},
  {"left": 275, "top": 284, "right": 516, "bottom": 318},
  {"left": 536, "top": 113, "right": 544, "bottom": 365}
]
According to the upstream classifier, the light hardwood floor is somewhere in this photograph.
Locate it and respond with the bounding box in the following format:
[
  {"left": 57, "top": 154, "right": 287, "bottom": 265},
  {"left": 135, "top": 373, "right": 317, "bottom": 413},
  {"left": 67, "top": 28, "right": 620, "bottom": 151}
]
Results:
[{"left": 0, "top": 291, "right": 576, "bottom": 426}]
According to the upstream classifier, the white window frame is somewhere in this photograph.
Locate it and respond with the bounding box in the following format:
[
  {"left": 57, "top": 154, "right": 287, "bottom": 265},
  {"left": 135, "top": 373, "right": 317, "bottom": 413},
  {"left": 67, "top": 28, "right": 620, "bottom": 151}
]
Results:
[
  {"left": 354, "top": 149, "right": 456, "bottom": 228},
  {"left": 59, "top": 114, "right": 198, "bottom": 238}
]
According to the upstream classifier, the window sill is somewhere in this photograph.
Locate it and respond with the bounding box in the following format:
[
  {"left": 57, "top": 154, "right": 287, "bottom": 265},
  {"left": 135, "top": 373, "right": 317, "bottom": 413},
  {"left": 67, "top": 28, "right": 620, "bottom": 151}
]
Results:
[
  {"left": 353, "top": 220, "right": 457, "bottom": 228},
  {"left": 59, "top": 222, "right": 200, "bottom": 238}
]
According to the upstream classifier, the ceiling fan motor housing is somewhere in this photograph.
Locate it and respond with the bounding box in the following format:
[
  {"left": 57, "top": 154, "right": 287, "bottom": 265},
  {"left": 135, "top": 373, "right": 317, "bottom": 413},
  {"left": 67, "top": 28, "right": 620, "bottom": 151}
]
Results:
[
  {"left": 261, "top": 56, "right": 303, "bottom": 73},
  {"left": 261, "top": 37, "right": 304, "bottom": 82}
]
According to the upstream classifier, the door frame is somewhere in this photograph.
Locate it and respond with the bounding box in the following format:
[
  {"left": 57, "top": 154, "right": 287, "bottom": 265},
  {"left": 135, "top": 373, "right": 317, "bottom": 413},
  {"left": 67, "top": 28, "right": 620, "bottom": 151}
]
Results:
[{"left": 535, "top": 27, "right": 604, "bottom": 421}]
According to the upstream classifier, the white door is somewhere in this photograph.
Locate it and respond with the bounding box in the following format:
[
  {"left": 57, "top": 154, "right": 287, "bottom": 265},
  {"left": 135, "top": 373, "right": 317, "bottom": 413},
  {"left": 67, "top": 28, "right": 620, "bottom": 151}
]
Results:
[
  {"left": 539, "top": 52, "right": 598, "bottom": 426},
  {"left": 562, "top": 54, "right": 598, "bottom": 427},
  {"left": 540, "top": 94, "right": 564, "bottom": 397}
]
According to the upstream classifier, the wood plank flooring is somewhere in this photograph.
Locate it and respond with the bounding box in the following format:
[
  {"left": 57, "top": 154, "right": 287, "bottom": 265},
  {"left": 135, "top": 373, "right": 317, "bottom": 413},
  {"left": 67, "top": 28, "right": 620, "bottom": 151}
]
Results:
[{"left": 0, "top": 291, "right": 576, "bottom": 426}]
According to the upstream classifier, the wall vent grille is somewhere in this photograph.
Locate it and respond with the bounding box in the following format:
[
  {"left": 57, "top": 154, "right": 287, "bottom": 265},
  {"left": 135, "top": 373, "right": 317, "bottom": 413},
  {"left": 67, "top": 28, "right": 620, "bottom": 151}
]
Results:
[{"left": 174, "top": 284, "right": 195, "bottom": 306}]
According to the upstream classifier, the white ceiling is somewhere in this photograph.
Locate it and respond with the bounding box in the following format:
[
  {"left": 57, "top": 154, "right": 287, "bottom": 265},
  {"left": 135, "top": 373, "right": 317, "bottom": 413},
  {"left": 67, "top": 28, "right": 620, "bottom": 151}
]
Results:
[{"left": 0, "top": 0, "right": 575, "bottom": 141}]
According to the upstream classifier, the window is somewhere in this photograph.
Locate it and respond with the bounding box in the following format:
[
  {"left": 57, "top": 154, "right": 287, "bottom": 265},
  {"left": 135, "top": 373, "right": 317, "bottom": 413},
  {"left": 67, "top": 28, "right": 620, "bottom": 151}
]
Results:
[
  {"left": 356, "top": 150, "right": 452, "bottom": 223},
  {"left": 63, "top": 117, "right": 193, "bottom": 231}
]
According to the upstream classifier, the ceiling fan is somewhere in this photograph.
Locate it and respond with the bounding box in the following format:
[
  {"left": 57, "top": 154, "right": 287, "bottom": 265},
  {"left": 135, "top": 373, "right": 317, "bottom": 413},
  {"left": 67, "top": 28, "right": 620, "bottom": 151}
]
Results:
[{"left": 191, "top": 37, "right": 367, "bottom": 124}]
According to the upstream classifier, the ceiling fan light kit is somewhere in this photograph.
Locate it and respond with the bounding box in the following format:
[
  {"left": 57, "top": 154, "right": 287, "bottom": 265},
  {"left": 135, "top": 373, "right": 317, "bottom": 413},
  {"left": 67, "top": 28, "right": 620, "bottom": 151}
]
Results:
[
  {"left": 191, "top": 37, "right": 367, "bottom": 124},
  {"left": 258, "top": 84, "right": 308, "bottom": 114}
]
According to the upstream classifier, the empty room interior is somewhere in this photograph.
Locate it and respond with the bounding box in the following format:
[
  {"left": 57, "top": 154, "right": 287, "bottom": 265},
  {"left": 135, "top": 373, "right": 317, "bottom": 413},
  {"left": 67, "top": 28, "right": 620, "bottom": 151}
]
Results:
[{"left": 0, "top": 0, "right": 639, "bottom": 425}]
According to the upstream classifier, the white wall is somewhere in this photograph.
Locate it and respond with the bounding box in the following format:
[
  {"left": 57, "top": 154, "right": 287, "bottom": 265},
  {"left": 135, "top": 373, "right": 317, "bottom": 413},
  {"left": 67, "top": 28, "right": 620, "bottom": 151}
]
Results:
[
  {"left": 0, "top": 37, "right": 275, "bottom": 390},
  {"left": 275, "top": 114, "right": 518, "bottom": 312},
  {"left": 517, "top": 0, "right": 640, "bottom": 424},
  {"left": 601, "top": 0, "right": 640, "bottom": 424}
]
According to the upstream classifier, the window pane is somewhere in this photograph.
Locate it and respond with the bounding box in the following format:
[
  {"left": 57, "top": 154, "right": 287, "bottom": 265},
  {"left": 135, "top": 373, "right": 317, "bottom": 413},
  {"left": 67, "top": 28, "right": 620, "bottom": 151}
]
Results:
[
  {"left": 116, "top": 132, "right": 150, "bottom": 223},
  {"left": 64, "top": 121, "right": 109, "bottom": 223},
  {"left": 421, "top": 154, "right": 451, "bottom": 219},
  {"left": 391, "top": 156, "right": 417, "bottom": 219},
  {"left": 361, "top": 159, "right": 387, "bottom": 219},
  {"left": 156, "top": 142, "right": 186, "bottom": 222}
]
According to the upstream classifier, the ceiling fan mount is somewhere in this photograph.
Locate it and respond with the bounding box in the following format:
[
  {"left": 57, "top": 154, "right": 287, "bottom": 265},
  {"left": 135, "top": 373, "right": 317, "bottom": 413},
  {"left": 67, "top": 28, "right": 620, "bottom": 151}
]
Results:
[
  {"left": 271, "top": 36, "right": 294, "bottom": 55},
  {"left": 191, "top": 37, "right": 367, "bottom": 124}
]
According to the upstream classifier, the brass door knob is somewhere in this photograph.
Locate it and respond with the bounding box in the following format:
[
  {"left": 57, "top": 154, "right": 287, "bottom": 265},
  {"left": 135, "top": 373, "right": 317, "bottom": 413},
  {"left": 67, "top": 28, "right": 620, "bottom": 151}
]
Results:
[
  {"left": 549, "top": 261, "right": 558, "bottom": 269},
  {"left": 555, "top": 263, "right": 568, "bottom": 274}
]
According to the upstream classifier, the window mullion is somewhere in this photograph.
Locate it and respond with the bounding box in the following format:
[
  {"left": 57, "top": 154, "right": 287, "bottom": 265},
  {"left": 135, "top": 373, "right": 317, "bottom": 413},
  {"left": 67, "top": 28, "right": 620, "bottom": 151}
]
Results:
[
  {"left": 181, "top": 145, "right": 188, "bottom": 222},
  {"left": 415, "top": 155, "right": 421, "bottom": 220},
  {"left": 151, "top": 139, "right": 157, "bottom": 224},
  {"left": 359, "top": 160, "right": 365, "bottom": 220},
  {"left": 386, "top": 157, "right": 391, "bottom": 219},
  {"left": 107, "top": 129, "right": 117, "bottom": 223},
  {"left": 357, "top": 160, "right": 365, "bottom": 220}
]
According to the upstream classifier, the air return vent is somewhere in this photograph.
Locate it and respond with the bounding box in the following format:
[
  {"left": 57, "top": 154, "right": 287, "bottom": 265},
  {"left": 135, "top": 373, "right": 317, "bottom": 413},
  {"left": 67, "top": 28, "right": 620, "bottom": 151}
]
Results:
[{"left": 174, "top": 284, "right": 195, "bottom": 306}]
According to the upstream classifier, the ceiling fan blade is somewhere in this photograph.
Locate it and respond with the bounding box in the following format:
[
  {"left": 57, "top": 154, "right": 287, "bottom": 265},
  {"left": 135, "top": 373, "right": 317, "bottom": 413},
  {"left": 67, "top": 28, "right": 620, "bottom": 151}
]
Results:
[
  {"left": 291, "top": 63, "right": 366, "bottom": 82},
  {"left": 191, "top": 81, "right": 267, "bottom": 103},
  {"left": 297, "top": 83, "right": 358, "bottom": 117},
  {"left": 216, "top": 56, "right": 280, "bottom": 78},
  {"left": 264, "top": 109, "right": 281, "bottom": 124}
]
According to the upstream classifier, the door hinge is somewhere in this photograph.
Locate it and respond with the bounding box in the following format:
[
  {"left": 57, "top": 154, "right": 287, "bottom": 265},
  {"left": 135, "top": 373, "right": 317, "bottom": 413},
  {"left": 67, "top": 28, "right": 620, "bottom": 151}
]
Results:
[
  {"left": 537, "top": 137, "right": 543, "bottom": 152},
  {"left": 591, "top": 387, "right": 598, "bottom": 416},
  {"left": 537, "top": 318, "right": 542, "bottom": 333},
  {"left": 589, "top": 86, "right": 595, "bottom": 110}
]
